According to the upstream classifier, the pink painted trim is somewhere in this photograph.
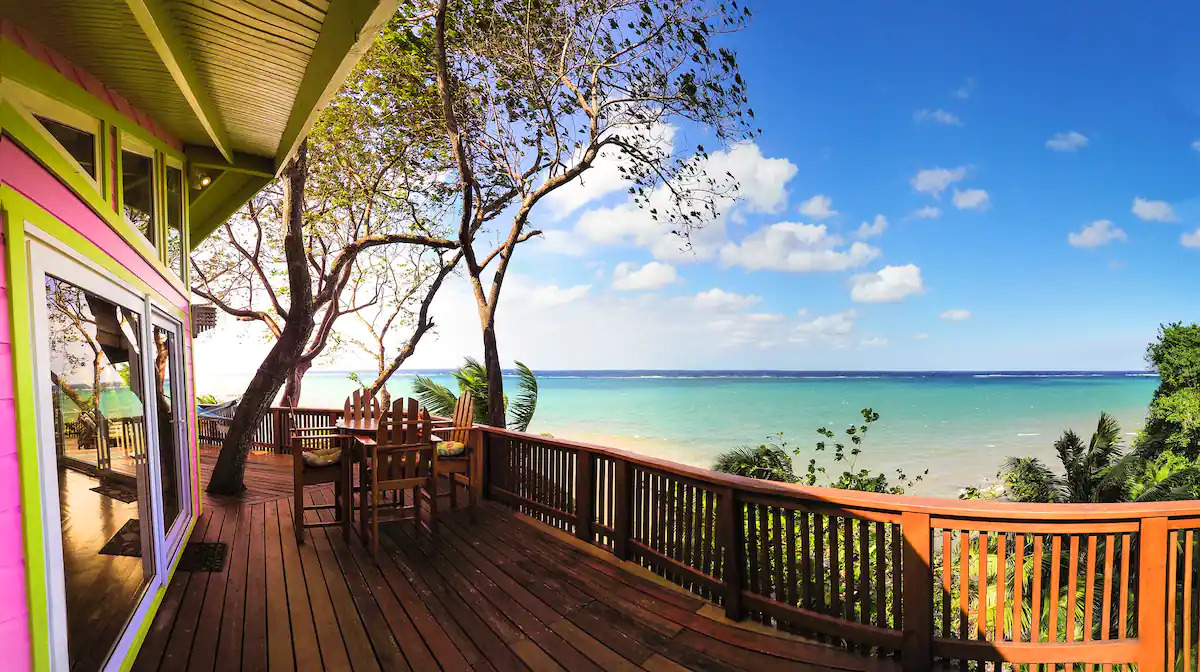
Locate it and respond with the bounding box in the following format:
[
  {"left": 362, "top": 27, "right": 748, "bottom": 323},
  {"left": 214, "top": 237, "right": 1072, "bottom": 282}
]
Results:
[
  {"left": 0, "top": 139, "right": 188, "bottom": 312},
  {"left": 0, "top": 232, "right": 32, "bottom": 672},
  {"left": 0, "top": 20, "right": 183, "bottom": 151}
]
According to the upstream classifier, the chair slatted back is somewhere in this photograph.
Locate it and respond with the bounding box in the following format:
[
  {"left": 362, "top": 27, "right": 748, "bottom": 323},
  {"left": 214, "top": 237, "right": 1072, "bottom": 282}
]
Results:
[
  {"left": 450, "top": 395, "right": 474, "bottom": 445},
  {"left": 343, "top": 389, "right": 383, "bottom": 424},
  {"left": 376, "top": 398, "right": 432, "bottom": 482}
]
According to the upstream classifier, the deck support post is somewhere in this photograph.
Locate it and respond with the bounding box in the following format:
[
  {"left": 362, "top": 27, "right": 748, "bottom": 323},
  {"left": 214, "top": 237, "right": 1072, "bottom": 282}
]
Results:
[
  {"left": 900, "top": 511, "right": 932, "bottom": 671},
  {"left": 613, "top": 459, "right": 634, "bottom": 560},
  {"left": 574, "top": 449, "right": 593, "bottom": 542},
  {"left": 718, "top": 486, "right": 744, "bottom": 620},
  {"left": 1138, "top": 516, "right": 1168, "bottom": 672}
]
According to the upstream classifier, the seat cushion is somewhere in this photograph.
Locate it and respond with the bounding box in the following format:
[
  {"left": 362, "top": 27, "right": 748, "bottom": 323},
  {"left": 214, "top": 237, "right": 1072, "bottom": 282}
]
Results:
[
  {"left": 436, "top": 440, "right": 467, "bottom": 458},
  {"left": 302, "top": 447, "right": 342, "bottom": 467}
]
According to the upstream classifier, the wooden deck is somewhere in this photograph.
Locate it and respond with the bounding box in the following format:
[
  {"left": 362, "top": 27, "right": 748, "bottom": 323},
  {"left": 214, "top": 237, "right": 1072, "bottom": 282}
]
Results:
[{"left": 134, "top": 452, "right": 886, "bottom": 671}]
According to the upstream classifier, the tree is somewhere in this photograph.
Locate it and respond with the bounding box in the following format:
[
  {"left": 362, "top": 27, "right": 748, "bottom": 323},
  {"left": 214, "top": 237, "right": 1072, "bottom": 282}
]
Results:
[
  {"left": 1140, "top": 322, "right": 1200, "bottom": 457},
  {"left": 998, "top": 412, "right": 1198, "bottom": 503},
  {"left": 420, "top": 0, "right": 757, "bottom": 427},
  {"left": 712, "top": 443, "right": 796, "bottom": 483},
  {"left": 412, "top": 358, "right": 539, "bottom": 431}
]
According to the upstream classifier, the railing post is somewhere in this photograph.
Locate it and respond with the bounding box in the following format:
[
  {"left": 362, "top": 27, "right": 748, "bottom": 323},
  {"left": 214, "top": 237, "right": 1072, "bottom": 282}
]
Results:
[
  {"left": 718, "top": 486, "right": 744, "bottom": 621},
  {"left": 574, "top": 449, "right": 593, "bottom": 542},
  {"left": 900, "top": 511, "right": 932, "bottom": 672},
  {"left": 1138, "top": 516, "right": 1168, "bottom": 672},
  {"left": 272, "top": 408, "right": 283, "bottom": 453},
  {"left": 613, "top": 460, "right": 633, "bottom": 560}
]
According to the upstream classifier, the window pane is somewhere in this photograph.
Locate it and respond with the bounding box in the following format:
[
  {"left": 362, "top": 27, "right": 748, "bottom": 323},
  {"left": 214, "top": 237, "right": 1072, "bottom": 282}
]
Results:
[
  {"left": 46, "top": 275, "right": 154, "bottom": 672},
  {"left": 166, "top": 167, "right": 184, "bottom": 280},
  {"left": 153, "top": 326, "right": 183, "bottom": 532},
  {"left": 122, "top": 149, "right": 155, "bottom": 245},
  {"left": 35, "top": 115, "right": 97, "bottom": 179}
]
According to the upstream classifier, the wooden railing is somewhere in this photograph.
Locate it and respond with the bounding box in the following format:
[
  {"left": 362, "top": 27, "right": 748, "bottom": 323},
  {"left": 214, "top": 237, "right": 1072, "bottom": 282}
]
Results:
[
  {"left": 203, "top": 405, "right": 1200, "bottom": 670},
  {"left": 198, "top": 406, "right": 342, "bottom": 453}
]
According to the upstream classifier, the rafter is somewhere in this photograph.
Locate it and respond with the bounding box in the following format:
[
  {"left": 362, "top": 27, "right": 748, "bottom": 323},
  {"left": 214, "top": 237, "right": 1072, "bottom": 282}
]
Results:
[{"left": 125, "top": 0, "right": 234, "bottom": 161}]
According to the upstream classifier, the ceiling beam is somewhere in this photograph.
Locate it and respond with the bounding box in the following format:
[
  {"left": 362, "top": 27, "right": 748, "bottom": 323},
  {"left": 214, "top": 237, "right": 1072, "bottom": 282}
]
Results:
[
  {"left": 189, "top": 171, "right": 272, "bottom": 248},
  {"left": 125, "top": 0, "right": 234, "bottom": 162},
  {"left": 274, "top": 0, "right": 400, "bottom": 168},
  {"left": 185, "top": 145, "right": 276, "bottom": 177}
]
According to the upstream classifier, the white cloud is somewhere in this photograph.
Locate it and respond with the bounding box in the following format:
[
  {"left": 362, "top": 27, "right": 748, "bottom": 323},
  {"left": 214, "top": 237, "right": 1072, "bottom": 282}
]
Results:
[
  {"left": 611, "top": 261, "right": 678, "bottom": 291},
  {"left": 573, "top": 142, "right": 798, "bottom": 262},
  {"left": 534, "top": 229, "right": 589, "bottom": 256},
  {"left": 940, "top": 309, "right": 972, "bottom": 321},
  {"left": 1045, "top": 131, "right": 1088, "bottom": 152},
  {"left": 953, "top": 77, "right": 977, "bottom": 100},
  {"left": 792, "top": 310, "right": 857, "bottom": 346},
  {"left": 856, "top": 215, "right": 887, "bottom": 239},
  {"left": 861, "top": 337, "right": 888, "bottom": 347},
  {"left": 952, "top": 188, "right": 990, "bottom": 211},
  {"left": 1068, "top": 220, "right": 1127, "bottom": 249},
  {"left": 719, "top": 222, "right": 881, "bottom": 273},
  {"left": 911, "top": 166, "right": 967, "bottom": 198},
  {"left": 913, "top": 109, "right": 963, "bottom": 126},
  {"left": 911, "top": 333, "right": 931, "bottom": 340},
  {"left": 1183, "top": 228, "right": 1200, "bottom": 248},
  {"left": 1192, "top": 140, "right": 1200, "bottom": 152},
  {"left": 526, "top": 283, "right": 591, "bottom": 307},
  {"left": 693, "top": 288, "right": 761, "bottom": 311},
  {"left": 798, "top": 194, "right": 838, "bottom": 220},
  {"left": 849, "top": 264, "right": 925, "bottom": 303},
  {"left": 909, "top": 205, "right": 942, "bottom": 220},
  {"left": 542, "top": 123, "right": 677, "bottom": 220},
  {"left": 1131, "top": 197, "right": 1178, "bottom": 222}
]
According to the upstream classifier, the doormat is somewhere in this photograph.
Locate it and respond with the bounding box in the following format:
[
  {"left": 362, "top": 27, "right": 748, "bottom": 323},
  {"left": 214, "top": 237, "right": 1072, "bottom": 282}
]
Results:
[
  {"left": 91, "top": 482, "right": 139, "bottom": 504},
  {"left": 177, "top": 542, "right": 227, "bottom": 573},
  {"left": 99, "top": 519, "right": 142, "bottom": 557}
]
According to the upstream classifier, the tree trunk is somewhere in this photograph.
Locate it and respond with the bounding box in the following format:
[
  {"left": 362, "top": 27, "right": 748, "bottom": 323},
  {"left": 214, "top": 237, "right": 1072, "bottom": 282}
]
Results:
[
  {"left": 208, "top": 141, "right": 314, "bottom": 495},
  {"left": 281, "top": 358, "right": 312, "bottom": 408},
  {"left": 481, "top": 320, "right": 505, "bottom": 428}
]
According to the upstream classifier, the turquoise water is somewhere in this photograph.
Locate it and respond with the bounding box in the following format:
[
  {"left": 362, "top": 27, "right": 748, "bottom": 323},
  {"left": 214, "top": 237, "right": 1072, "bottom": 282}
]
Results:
[{"left": 202, "top": 370, "right": 1159, "bottom": 497}]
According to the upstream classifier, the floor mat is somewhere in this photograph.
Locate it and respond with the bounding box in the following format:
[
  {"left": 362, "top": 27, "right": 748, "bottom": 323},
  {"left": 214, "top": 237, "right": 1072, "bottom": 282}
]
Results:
[
  {"left": 177, "top": 542, "right": 227, "bottom": 572},
  {"left": 98, "top": 519, "right": 141, "bottom": 557},
  {"left": 91, "top": 482, "right": 139, "bottom": 504}
]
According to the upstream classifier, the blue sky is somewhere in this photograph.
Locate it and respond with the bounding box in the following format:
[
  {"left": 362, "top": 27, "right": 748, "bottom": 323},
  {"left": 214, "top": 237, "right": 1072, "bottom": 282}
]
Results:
[{"left": 199, "top": 2, "right": 1200, "bottom": 375}]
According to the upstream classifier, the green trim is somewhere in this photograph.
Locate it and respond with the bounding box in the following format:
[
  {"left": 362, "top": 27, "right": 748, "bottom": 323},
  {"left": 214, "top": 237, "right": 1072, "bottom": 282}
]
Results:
[
  {"left": 2, "top": 201, "right": 50, "bottom": 672},
  {"left": 0, "top": 187, "right": 186, "bottom": 322},
  {"left": 115, "top": 515, "right": 197, "bottom": 672},
  {"left": 184, "top": 145, "right": 275, "bottom": 177},
  {"left": 188, "top": 170, "right": 272, "bottom": 248},
  {"left": 275, "top": 0, "right": 401, "bottom": 166},
  {"left": 0, "top": 101, "right": 190, "bottom": 300},
  {"left": 124, "top": 0, "right": 233, "bottom": 162}
]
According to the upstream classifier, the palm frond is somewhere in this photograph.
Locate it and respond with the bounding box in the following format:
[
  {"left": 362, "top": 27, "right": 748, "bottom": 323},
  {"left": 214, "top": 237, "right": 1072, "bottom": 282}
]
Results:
[
  {"left": 1000, "top": 456, "right": 1065, "bottom": 503},
  {"left": 507, "top": 361, "right": 539, "bottom": 432},
  {"left": 713, "top": 444, "right": 797, "bottom": 483},
  {"left": 1093, "top": 449, "right": 1139, "bottom": 503},
  {"left": 453, "top": 357, "right": 490, "bottom": 422},
  {"left": 1134, "top": 467, "right": 1200, "bottom": 502},
  {"left": 412, "top": 375, "right": 458, "bottom": 417}
]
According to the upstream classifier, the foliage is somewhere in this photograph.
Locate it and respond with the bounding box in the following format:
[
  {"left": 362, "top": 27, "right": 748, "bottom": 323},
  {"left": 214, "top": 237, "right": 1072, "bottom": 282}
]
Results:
[
  {"left": 196, "top": 393, "right": 220, "bottom": 405},
  {"left": 412, "top": 358, "right": 540, "bottom": 431},
  {"left": 712, "top": 408, "right": 927, "bottom": 494},
  {"left": 1140, "top": 322, "right": 1200, "bottom": 458},
  {"left": 998, "top": 412, "right": 1200, "bottom": 503},
  {"left": 1130, "top": 449, "right": 1200, "bottom": 501},
  {"left": 712, "top": 443, "right": 797, "bottom": 482}
]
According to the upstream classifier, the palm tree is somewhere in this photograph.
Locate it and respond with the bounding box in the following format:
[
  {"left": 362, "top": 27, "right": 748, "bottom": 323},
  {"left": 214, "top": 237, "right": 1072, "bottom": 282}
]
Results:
[
  {"left": 712, "top": 443, "right": 798, "bottom": 483},
  {"left": 999, "top": 412, "right": 1197, "bottom": 503},
  {"left": 412, "top": 358, "right": 539, "bottom": 431}
]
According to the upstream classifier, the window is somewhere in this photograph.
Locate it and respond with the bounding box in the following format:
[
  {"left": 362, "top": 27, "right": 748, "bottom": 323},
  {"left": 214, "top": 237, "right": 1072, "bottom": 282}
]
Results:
[
  {"left": 45, "top": 274, "right": 155, "bottom": 672},
  {"left": 152, "top": 326, "right": 184, "bottom": 533},
  {"left": 165, "top": 166, "right": 184, "bottom": 280},
  {"left": 122, "top": 147, "right": 155, "bottom": 246},
  {"left": 34, "top": 115, "right": 97, "bottom": 179}
]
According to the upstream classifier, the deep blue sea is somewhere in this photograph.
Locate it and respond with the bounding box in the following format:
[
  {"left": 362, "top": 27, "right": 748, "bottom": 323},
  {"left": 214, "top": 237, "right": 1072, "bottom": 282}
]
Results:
[{"left": 202, "top": 369, "right": 1159, "bottom": 496}]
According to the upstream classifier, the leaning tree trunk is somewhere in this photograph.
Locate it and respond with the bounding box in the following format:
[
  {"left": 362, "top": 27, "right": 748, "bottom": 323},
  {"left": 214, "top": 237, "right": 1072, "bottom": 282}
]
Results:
[
  {"left": 280, "top": 358, "right": 312, "bottom": 408},
  {"left": 208, "top": 141, "right": 314, "bottom": 495},
  {"left": 481, "top": 319, "right": 506, "bottom": 428}
]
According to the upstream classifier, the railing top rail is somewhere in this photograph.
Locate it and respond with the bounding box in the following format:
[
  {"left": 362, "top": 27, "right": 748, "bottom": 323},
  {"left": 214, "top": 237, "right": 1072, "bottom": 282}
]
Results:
[{"left": 480, "top": 424, "right": 1200, "bottom": 523}]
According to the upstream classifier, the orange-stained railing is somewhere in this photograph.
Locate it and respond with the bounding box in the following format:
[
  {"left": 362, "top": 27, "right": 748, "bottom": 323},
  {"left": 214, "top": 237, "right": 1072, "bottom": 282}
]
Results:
[{"left": 208, "top": 406, "right": 1200, "bottom": 670}]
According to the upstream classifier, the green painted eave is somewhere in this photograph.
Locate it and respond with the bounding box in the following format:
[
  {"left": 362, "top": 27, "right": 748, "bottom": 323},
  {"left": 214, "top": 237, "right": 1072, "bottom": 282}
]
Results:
[{"left": 188, "top": 170, "right": 272, "bottom": 248}]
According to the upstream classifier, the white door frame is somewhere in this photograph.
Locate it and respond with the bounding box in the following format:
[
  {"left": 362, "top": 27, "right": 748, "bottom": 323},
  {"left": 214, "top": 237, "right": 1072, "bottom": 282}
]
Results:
[
  {"left": 24, "top": 222, "right": 189, "bottom": 671},
  {"left": 150, "top": 310, "right": 192, "bottom": 561}
]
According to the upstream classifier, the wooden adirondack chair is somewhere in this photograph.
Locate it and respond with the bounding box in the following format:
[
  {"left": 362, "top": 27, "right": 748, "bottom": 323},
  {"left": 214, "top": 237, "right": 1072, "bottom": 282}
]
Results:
[
  {"left": 432, "top": 394, "right": 480, "bottom": 512},
  {"left": 342, "top": 388, "right": 383, "bottom": 425},
  {"left": 291, "top": 426, "right": 351, "bottom": 544},
  {"left": 356, "top": 398, "right": 438, "bottom": 559}
]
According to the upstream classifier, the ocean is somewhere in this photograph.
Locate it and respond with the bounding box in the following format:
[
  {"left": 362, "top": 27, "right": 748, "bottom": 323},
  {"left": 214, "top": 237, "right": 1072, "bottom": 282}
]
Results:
[{"left": 199, "top": 370, "right": 1160, "bottom": 497}]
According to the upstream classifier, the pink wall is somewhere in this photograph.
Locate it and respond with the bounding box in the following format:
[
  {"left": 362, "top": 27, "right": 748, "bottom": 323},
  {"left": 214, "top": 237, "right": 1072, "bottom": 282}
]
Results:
[{"left": 0, "top": 233, "right": 32, "bottom": 671}]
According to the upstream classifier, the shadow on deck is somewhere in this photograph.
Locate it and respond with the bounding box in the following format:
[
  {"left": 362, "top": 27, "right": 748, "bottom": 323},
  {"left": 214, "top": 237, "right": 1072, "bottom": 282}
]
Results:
[{"left": 137, "top": 451, "right": 888, "bottom": 671}]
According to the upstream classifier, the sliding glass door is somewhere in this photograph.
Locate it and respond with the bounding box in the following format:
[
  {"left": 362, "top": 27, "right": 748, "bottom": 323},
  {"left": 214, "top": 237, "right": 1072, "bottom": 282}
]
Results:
[{"left": 27, "top": 228, "right": 194, "bottom": 671}]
